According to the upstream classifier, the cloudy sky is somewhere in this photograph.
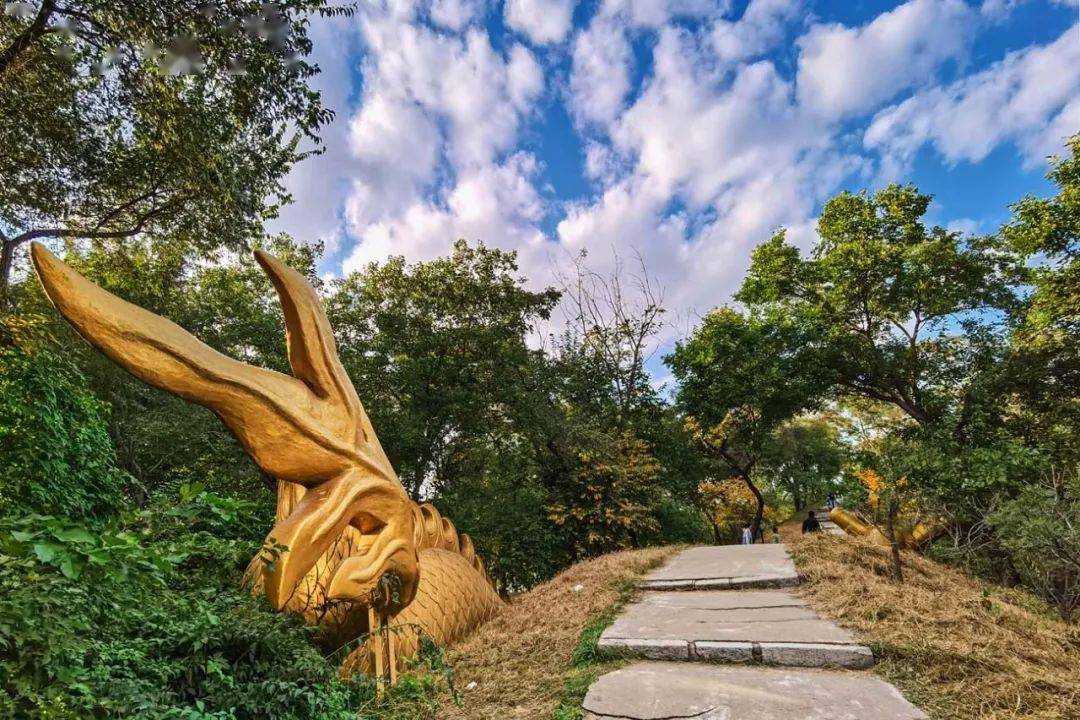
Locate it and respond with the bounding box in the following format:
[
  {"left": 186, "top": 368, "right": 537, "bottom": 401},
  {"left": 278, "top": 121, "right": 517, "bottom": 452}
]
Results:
[{"left": 273, "top": 0, "right": 1079, "bottom": 371}]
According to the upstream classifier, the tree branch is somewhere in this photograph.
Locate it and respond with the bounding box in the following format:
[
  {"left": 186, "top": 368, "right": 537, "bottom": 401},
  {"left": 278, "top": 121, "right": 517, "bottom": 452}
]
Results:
[{"left": 0, "top": 0, "right": 57, "bottom": 76}]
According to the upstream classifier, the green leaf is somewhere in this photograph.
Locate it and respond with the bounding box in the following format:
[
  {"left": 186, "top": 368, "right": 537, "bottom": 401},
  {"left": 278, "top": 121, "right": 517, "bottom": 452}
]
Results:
[
  {"left": 59, "top": 556, "right": 84, "bottom": 580},
  {"left": 53, "top": 527, "right": 97, "bottom": 544},
  {"left": 32, "top": 543, "right": 61, "bottom": 563}
]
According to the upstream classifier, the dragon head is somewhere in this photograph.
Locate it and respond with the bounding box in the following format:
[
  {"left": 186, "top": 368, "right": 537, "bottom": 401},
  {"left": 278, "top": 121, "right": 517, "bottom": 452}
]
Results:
[{"left": 31, "top": 243, "right": 419, "bottom": 615}]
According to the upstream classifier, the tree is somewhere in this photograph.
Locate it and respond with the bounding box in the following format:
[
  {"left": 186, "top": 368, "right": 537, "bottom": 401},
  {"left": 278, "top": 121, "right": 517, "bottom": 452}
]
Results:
[
  {"left": 326, "top": 240, "right": 560, "bottom": 501},
  {"left": 999, "top": 134, "right": 1079, "bottom": 468},
  {"left": 554, "top": 249, "right": 666, "bottom": 429},
  {"left": 738, "top": 185, "right": 1023, "bottom": 426},
  {"left": 0, "top": 0, "right": 347, "bottom": 298},
  {"left": 697, "top": 477, "right": 785, "bottom": 545},
  {"left": 545, "top": 429, "right": 662, "bottom": 558},
  {"left": 761, "top": 415, "right": 844, "bottom": 511},
  {"left": 667, "top": 307, "right": 829, "bottom": 539}
]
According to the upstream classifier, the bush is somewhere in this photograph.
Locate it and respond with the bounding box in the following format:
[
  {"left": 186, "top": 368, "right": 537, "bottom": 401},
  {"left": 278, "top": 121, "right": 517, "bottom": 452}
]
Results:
[
  {"left": 0, "top": 488, "right": 372, "bottom": 719},
  {"left": 0, "top": 314, "right": 127, "bottom": 519},
  {"left": 989, "top": 468, "right": 1080, "bottom": 622}
]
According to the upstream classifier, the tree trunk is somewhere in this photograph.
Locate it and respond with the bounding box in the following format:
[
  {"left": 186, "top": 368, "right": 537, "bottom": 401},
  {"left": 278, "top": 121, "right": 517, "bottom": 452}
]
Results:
[
  {"left": 0, "top": 237, "right": 17, "bottom": 303},
  {"left": 710, "top": 520, "right": 723, "bottom": 544},
  {"left": 887, "top": 493, "right": 904, "bottom": 583},
  {"left": 742, "top": 473, "right": 765, "bottom": 544}
]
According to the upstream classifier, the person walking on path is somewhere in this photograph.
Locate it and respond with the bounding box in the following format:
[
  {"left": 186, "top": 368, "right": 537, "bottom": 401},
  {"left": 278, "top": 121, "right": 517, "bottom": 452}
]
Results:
[
  {"left": 741, "top": 526, "right": 754, "bottom": 544},
  {"left": 826, "top": 493, "right": 838, "bottom": 510},
  {"left": 802, "top": 511, "right": 822, "bottom": 534},
  {"left": 770, "top": 525, "right": 781, "bottom": 543}
]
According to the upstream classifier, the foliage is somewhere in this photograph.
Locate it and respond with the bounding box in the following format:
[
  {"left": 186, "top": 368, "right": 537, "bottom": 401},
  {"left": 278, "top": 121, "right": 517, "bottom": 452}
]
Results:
[
  {"left": 0, "top": 489, "right": 376, "bottom": 720},
  {"left": 667, "top": 306, "right": 829, "bottom": 535},
  {"left": 546, "top": 431, "right": 662, "bottom": 559},
  {"left": 436, "top": 472, "right": 566, "bottom": 593},
  {"left": 0, "top": 312, "right": 126, "bottom": 518},
  {"left": 697, "top": 478, "right": 786, "bottom": 545},
  {"left": 989, "top": 468, "right": 1080, "bottom": 622},
  {"left": 760, "top": 415, "right": 844, "bottom": 511},
  {"left": 998, "top": 134, "right": 1079, "bottom": 468},
  {"left": 738, "top": 185, "right": 1022, "bottom": 425},
  {"left": 0, "top": 0, "right": 348, "bottom": 296}
]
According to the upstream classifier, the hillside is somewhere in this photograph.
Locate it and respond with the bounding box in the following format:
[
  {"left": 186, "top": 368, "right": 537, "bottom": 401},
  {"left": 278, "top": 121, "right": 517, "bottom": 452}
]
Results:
[
  {"left": 371, "top": 536, "right": 1080, "bottom": 720},
  {"left": 790, "top": 534, "right": 1079, "bottom": 719}
]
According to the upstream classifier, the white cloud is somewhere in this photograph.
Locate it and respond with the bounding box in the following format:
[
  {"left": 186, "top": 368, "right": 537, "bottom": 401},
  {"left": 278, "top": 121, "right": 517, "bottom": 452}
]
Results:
[
  {"left": 276, "top": 0, "right": 1074, "bottom": 364},
  {"left": 601, "top": 0, "right": 725, "bottom": 28},
  {"left": 569, "top": 17, "right": 633, "bottom": 126},
  {"left": 797, "top": 0, "right": 975, "bottom": 120},
  {"left": 865, "top": 25, "right": 1080, "bottom": 172},
  {"left": 429, "top": 0, "right": 486, "bottom": 30},
  {"left": 559, "top": 26, "right": 864, "bottom": 336},
  {"left": 711, "top": 0, "right": 802, "bottom": 65},
  {"left": 505, "top": 0, "right": 577, "bottom": 44},
  {"left": 343, "top": 153, "right": 553, "bottom": 281}
]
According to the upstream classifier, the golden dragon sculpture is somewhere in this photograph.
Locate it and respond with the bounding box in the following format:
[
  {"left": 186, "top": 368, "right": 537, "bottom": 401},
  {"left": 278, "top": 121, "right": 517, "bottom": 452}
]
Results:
[
  {"left": 828, "top": 507, "right": 937, "bottom": 550},
  {"left": 30, "top": 243, "right": 503, "bottom": 683}
]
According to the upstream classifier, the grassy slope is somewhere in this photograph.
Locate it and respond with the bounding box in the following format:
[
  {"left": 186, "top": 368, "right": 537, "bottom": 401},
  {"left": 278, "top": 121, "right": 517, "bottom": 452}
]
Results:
[{"left": 788, "top": 533, "right": 1080, "bottom": 720}]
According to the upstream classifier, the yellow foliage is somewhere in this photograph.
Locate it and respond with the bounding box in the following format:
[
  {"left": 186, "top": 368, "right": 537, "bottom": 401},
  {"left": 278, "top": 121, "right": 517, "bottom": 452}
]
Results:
[{"left": 699, "top": 478, "right": 782, "bottom": 543}]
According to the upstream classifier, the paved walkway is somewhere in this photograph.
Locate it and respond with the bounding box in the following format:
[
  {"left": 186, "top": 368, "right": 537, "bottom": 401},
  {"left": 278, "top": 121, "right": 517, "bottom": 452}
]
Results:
[{"left": 583, "top": 543, "right": 925, "bottom": 719}]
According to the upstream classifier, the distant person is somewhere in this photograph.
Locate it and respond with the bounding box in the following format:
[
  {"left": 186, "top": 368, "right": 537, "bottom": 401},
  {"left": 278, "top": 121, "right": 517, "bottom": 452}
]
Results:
[
  {"left": 741, "top": 525, "right": 754, "bottom": 545},
  {"left": 826, "top": 493, "right": 838, "bottom": 510},
  {"left": 802, "top": 510, "right": 821, "bottom": 534},
  {"left": 770, "top": 526, "right": 781, "bottom": 544}
]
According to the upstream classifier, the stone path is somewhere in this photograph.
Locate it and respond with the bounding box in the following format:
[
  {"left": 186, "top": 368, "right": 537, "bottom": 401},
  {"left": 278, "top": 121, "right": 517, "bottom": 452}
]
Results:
[
  {"left": 582, "top": 544, "right": 926, "bottom": 719},
  {"left": 583, "top": 663, "right": 925, "bottom": 720},
  {"left": 639, "top": 544, "right": 799, "bottom": 590}
]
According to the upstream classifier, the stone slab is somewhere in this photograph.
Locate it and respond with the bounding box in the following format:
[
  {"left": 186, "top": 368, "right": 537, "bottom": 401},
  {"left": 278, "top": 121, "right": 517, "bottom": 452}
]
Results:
[
  {"left": 597, "top": 637, "right": 690, "bottom": 660},
  {"left": 641, "top": 545, "right": 799, "bottom": 590},
  {"left": 601, "top": 590, "right": 860, "bottom": 645},
  {"left": 692, "top": 641, "right": 755, "bottom": 662},
  {"left": 760, "top": 642, "right": 874, "bottom": 669},
  {"left": 582, "top": 662, "right": 927, "bottom": 720}
]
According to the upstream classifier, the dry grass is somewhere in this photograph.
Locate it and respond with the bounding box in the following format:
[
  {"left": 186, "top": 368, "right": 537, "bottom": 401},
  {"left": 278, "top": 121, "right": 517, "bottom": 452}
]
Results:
[
  {"left": 433, "top": 545, "right": 678, "bottom": 720},
  {"left": 789, "top": 532, "right": 1080, "bottom": 720}
]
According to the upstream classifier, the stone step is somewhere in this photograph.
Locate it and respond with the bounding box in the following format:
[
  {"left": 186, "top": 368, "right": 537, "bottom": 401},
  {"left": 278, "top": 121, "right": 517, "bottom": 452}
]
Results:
[
  {"left": 598, "top": 589, "right": 873, "bottom": 669},
  {"left": 639, "top": 544, "right": 799, "bottom": 591},
  {"left": 582, "top": 662, "right": 927, "bottom": 720}
]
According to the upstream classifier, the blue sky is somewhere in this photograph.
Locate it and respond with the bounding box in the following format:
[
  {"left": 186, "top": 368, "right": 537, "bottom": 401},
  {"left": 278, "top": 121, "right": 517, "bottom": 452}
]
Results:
[{"left": 273, "top": 0, "right": 1078, "bottom": 379}]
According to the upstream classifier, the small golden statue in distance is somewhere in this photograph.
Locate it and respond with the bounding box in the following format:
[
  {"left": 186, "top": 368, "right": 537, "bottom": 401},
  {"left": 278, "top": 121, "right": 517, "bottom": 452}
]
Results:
[{"left": 30, "top": 243, "right": 502, "bottom": 683}]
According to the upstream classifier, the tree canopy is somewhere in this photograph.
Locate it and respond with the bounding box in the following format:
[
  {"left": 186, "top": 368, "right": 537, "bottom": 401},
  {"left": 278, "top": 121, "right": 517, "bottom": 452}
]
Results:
[{"left": 0, "top": 0, "right": 347, "bottom": 297}]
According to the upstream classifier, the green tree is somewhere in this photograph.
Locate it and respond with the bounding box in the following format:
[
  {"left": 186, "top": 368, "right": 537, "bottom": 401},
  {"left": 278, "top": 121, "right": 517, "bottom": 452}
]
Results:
[
  {"left": 545, "top": 429, "right": 662, "bottom": 558},
  {"left": 738, "top": 186, "right": 1022, "bottom": 426},
  {"left": 667, "top": 307, "right": 829, "bottom": 539},
  {"left": 0, "top": 0, "right": 347, "bottom": 298},
  {"left": 999, "top": 134, "right": 1079, "bottom": 468},
  {"left": 761, "top": 414, "right": 844, "bottom": 511},
  {"left": 327, "top": 240, "right": 560, "bottom": 501}
]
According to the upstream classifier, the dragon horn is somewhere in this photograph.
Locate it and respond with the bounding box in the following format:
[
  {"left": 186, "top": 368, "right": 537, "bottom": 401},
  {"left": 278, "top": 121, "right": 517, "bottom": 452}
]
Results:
[{"left": 29, "top": 242, "right": 388, "bottom": 486}]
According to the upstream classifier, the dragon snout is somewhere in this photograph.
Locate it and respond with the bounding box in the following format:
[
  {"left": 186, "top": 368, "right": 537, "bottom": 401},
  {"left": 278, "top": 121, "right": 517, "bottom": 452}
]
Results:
[{"left": 260, "top": 476, "right": 420, "bottom": 616}]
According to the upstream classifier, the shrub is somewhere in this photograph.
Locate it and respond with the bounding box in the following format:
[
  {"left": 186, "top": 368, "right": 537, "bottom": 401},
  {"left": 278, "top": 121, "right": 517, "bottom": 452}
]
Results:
[
  {"left": 0, "top": 490, "right": 371, "bottom": 719},
  {"left": 989, "top": 468, "right": 1080, "bottom": 622}
]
